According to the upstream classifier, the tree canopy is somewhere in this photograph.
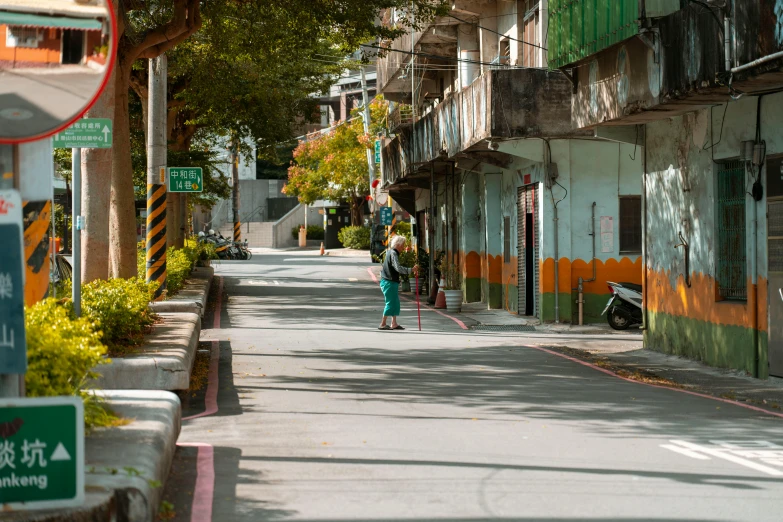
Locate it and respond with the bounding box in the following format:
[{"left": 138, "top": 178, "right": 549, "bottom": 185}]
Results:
[{"left": 284, "top": 97, "right": 388, "bottom": 225}]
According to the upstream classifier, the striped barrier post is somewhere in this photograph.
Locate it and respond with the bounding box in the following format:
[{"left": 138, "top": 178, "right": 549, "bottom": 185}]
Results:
[
  {"left": 146, "top": 183, "right": 167, "bottom": 299},
  {"left": 233, "top": 220, "right": 241, "bottom": 242}
]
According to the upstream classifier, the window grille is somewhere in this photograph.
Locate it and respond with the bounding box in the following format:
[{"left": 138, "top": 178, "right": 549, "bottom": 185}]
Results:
[
  {"left": 619, "top": 196, "right": 642, "bottom": 253},
  {"left": 716, "top": 161, "right": 747, "bottom": 300}
]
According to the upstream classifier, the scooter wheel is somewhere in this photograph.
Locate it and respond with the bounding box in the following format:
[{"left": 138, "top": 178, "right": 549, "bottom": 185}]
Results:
[{"left": 607, "top": 309, "right": 631, "bottom": 331}]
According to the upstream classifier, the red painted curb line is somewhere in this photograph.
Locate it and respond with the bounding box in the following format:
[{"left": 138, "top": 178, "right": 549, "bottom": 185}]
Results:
[
  {"left": 367, "top": 267, "right": 468, "bottom": 330},
  {"left": 529, "top": 345, "right": 783, "bottom": 420},
  {"left": 177, "top": 443, "right": 214, "bottom": 522},
  {"left": 183, "top": 276, "right": 223, "bottom": 421}
]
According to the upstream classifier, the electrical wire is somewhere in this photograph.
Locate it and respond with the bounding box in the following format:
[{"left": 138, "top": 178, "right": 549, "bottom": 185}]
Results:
[{"left": 361, "top": 43, "right": 537, "bottom": 69}]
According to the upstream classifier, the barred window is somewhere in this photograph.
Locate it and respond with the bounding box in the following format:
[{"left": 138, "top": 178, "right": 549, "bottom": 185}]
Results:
[
  {"left": 619, "top": 196, "right": 642, "bottom": 254},
  {"left": 716, "top": 160, "right": 747, "bottom": 300},
  {"left": 6, "top": 27, "right": 40, "bottom": 48}
]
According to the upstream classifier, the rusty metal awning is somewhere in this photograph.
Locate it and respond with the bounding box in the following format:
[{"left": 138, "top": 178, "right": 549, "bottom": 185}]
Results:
[{"left": 0, "top": 11, "right": 102, "bottom": 31}]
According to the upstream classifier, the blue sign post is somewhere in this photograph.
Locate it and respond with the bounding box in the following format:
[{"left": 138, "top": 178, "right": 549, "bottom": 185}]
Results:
[
  {"left": 380, "top": 206, "right": 393, "bottom": 226},
  {"left": 0, "top": 190, "right": 26, "bottom": 375}
]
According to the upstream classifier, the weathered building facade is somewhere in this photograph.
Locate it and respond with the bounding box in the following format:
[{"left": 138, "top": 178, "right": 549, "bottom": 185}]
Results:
[
  {"left": 547, "top": 0, "right": 783, "bottom": 377},
  {"left": 378, "top": 0, "right": 644, "bottom": 323}
]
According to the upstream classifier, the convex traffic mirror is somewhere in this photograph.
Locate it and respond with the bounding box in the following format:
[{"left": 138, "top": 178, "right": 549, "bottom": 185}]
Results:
[{"left": 0, "top": 0, "right": 116, "bottom": 143}]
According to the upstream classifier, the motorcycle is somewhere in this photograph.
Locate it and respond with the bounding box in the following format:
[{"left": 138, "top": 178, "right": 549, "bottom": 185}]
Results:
[{"left": 602, "top": 281, "right": 643, "bottom": 330}]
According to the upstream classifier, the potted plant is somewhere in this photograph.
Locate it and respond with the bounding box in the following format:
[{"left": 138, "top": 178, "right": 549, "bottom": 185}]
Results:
[
  {"left": 415, "top": 249, "right": 429, "bottom": 295},
  {"left": 439, "top": 261, "right": 463, "bottom": 312},
  {"left": 398, "top": 249, "right": 416, "bottom": 292}
]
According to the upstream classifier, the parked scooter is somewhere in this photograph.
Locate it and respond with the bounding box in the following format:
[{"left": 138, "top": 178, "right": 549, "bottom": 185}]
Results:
[{"left": 602, "top": 281, "right": 643, "bottom": 330}]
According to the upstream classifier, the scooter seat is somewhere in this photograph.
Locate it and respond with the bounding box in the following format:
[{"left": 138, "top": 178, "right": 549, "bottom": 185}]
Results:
[{"left": 618, "top": 282, "right": 643, "bottom": 293}]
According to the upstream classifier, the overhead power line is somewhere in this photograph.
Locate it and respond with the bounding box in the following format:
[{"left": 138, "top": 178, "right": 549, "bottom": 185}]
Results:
[{"left": 360, "top": 43, "right": 540, "bottom": 69}]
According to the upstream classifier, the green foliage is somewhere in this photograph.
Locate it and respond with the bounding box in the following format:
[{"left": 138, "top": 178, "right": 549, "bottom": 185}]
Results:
[
  {"left": 166, "top": 246, "right": 195, "bottom": 296},
  {"left": 53, "top": 203, "right": 72, "bottom": 243},
  {"left": 391, "top": 221, "right": 411, "bottom": 243},
  {"left": 79, "top": 278, "right": 158, "bottom": 351},
  {"left": 439, "top": 261, "right": 463, "bottom": 290},
  {"left": 291, "top": 225, "right": 325, "bottom": 240},
  {"left": 285, "top": 97, "right": 388, "bottom": 220},
  {"left": 25, "top": 299, "right": 107, "bottom": 398},
  {"left": 398, "top": 249, "right": 417, "bottom": 282},
  {"left": 338, "top": 226, "right": 371, "bottom": 250}
]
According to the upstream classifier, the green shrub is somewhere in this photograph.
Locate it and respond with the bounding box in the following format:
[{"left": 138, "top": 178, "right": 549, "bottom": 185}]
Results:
[
  {"left": 291, "top": 225, "right": 325, "bottom": 240},
  {"left": 25, "top": 299, "right": 107, "bottom": 398},
  {"left": 79, "top": 278, "right": 158, "bottom": 351},
  {"left": 391, "top": 221, "right": 412, "bottom": 243},
  {"left": 337, "top": 226, "right": 371, "bottom": 250},
  {"left": 25, "top": 299, "right": 120, "bottom": 430},
  {"left": 306, "top": 225, "right": 325, "bottom": 240},
  {"left": 166, "top": 245, "right": 194, "bottom": 296}
]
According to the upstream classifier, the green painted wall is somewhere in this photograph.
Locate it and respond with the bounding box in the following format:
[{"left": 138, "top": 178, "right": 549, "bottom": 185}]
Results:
[
  {"left": 646, "top": 311, "right": 769, "bottom": 378},
  {"left": 541, "top": 292, "right": 573, "bottom": 323},
  {"left": 464, "top": 278, "right": 481, "bottom": 303}
]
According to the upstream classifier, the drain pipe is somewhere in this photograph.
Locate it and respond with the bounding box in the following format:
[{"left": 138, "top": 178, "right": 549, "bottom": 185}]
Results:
[
  {"left": 553, "top": 201, "right": 559, "bottom": 323},
  {"left": 724, "top": 16, "right": 732, "bottom": 71},
  {"left": 577, "top": 202, "right": 598, "bottom": 325}
]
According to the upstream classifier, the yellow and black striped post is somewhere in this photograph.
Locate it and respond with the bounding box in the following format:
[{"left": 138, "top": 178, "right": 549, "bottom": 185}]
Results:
[
  {"left": 146, "top": 183, "right": 167, "bottom": 299},
  {"left": 233, "top": 220, "right": 241, "bottom": 242}
]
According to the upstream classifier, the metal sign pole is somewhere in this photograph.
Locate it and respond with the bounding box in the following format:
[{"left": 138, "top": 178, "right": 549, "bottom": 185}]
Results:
[{"left": 72, "top": 148, "right": 82, "bottom": 317}]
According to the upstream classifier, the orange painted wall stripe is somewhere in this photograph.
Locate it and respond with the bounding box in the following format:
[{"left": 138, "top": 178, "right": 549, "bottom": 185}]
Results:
[
  {"left": 647, "top": 269, "right": 768, "bottom": 332},
  {"left": 540, "top": 257, "right": 643, "bottom": 294}
]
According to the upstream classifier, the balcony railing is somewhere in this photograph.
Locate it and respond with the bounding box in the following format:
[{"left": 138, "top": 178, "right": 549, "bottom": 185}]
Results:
[
  {"left": 381, "top": 68, "right": 576, "bottom": 185},
  {"left": 388, "top": 104, "right": 415, "bottom": 133}
]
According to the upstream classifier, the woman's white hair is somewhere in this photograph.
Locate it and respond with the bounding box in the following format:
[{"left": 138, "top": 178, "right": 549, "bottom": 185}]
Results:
[{"left": 390, "top": 235, "right": 407, "bottom": 250}]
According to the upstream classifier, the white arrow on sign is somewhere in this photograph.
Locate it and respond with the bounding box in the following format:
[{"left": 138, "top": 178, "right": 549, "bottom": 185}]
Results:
[
  {"left": 50, "top": 442, "right": 71, "bottom": 462},
  {"left": 102, "top": 126, "right": 110, "bottom": 141}
]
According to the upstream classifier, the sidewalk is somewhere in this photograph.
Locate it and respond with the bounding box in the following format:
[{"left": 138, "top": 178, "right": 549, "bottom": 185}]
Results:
[{"left": 458, "top": 302, "right": 783, "bottom": 413}]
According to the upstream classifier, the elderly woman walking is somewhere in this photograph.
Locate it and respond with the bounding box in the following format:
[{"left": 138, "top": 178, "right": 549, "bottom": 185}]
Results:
[{"left": 379, "top": 235, "right": 417, "bottom": 330}]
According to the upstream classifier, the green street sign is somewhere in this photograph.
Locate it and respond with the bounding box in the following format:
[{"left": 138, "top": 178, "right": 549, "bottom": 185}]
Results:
[
  {"left": 0, "top": 397, "right": 84, "bottom": 510},
  {"left": 380, "top": 206, "right": 393, "bottom": 226},
  {"left": 52, "top": 119, "right": 112, "bottom": 149},
  {"left": 374, "top": 140, "right": 381, "bottom": 164},
  {"left": 168, "top": 168, "right": 203, "bottom": 193}
]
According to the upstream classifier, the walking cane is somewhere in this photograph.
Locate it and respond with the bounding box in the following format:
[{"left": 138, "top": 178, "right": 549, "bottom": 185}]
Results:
[{"left": 415, "top": 270, "right": 422, "bottom": 331}]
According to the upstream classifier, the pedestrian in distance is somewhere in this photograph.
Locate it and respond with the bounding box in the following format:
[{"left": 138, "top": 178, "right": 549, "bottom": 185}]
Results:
[{"left": 378, "top": 235, "right": 418, "bottom": 330}]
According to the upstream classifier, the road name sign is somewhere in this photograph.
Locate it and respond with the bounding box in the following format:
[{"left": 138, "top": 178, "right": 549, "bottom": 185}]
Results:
[
  {"left": 380, "top": 206, "right": 393, "bottom": 226},
  {"left": 0, "top": 190, "right": 26, "bottom": 374},
  {"left": 0, "top": 397, "right": 84, "bottom": 510},
  {"left": 53, "top": 119, "right": 113, "bottom": 149},
  {"left": 374, "top": 140, "right": 381, "bottom": 164},
  {"left": 168, "top": 168, "right": 203, "bottom": 193}
]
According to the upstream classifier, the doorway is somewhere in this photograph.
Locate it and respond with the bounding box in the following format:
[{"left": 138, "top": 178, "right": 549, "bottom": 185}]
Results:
[
  {"left": 517, "top": 184, "right": 539, "bottom": 316},
  {"left": 767, "top": 156, "right": 783, "bottom": 377},
  {"left": 62, "top": 30, "right": 84, "bottom": 65}
]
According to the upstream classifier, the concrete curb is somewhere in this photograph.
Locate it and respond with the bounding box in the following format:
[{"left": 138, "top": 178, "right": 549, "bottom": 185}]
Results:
[
  {"left": 149, "top": 266, "right": 213, "bottom": 319},
  {"left": 92, "top": 313, "right": 201, "bottom": 391},
  {"left": 0, "top": 391, "right": 181, "bottom": 522}
]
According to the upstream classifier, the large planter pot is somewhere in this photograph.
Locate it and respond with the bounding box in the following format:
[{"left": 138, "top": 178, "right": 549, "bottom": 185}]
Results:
[
  {"left": 444, "top": 290, "right": 463, "bottom": 313},
  {"left": 400, "top": 279, "right": 411, "bottom": 292}
]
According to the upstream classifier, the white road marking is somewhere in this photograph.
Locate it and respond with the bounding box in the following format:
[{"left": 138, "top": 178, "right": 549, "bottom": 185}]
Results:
[
  {"left": 668, "top": 440, "right": 783, "bottom": 476},
  {"left": 348, "top": 278, "right": 358, "bottom": 282},
  {"left": 660, "top": 444, "right": 711, "bottom": 460},
  {"left": 274, "top": 281, "right": 280, "bottom": 285}
]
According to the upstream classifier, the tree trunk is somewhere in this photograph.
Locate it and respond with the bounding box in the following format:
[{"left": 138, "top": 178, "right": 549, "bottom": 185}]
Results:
[
  {"left": 109, "top": 62, "right": 139, "bottom": 278},
  {"left": 81, "top": 65, "right": 115, "bottom": 282},
  {"left": 351, "top": 197, "right": 365, "bottom": 226}
]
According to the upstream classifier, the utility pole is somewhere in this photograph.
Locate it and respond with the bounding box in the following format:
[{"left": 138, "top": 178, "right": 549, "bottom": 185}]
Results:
[
  {"left": 145, "top": 54, "right": 168, "bottom": 300},
  {"left": 231, "top": 143, "right": 241, "bottom": 242},
  {"left": 360, "top": 67, "right": 377, "bottom": 199}
]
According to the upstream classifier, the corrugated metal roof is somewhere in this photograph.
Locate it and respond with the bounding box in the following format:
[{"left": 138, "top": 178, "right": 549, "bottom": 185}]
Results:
[{"left": 0, "top": 11, "right": 102, "bottom": 30}]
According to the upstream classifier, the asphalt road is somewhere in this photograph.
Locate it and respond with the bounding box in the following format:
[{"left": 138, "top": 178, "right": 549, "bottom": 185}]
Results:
[{"left": 163, "top": 250, "right": 783, "bottom": 522}]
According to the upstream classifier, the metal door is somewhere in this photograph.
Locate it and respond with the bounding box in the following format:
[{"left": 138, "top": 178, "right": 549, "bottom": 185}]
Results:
[
  {"left": 517, "top": 184, "right": 539, "bottom": 317},
  {"left": 768, "top": 199, "right": 783, "bottom": 377}
]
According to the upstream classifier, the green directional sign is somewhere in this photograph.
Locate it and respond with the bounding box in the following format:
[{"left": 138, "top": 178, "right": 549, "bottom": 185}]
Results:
[
  {"left": 0, "top": 397, "right": 84, "bottom": 510},
  {"left": 374, "top": 140, "right": 381, "bottom": 164},
  {"left": 168, "top": 167, "right": 203, "bottom": 193},
  {"left": 52, "top": 119, "right": 112, "bottom": 149}
]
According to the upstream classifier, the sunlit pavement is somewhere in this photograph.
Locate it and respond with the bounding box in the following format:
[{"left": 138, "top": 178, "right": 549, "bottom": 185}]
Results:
[{"left": 161, "top": 250, "right": 783, "bottom": 522}]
